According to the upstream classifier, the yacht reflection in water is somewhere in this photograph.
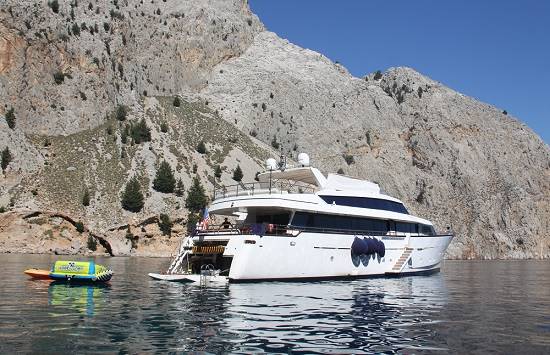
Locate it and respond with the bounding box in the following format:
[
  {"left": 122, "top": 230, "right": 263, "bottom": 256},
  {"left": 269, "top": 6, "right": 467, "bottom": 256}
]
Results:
[
  {"left": 222, "top": 275, "right": 448, "bottom": 353},
  {"left": 48, "top": 282, "right": 109, "bottom": 317}
]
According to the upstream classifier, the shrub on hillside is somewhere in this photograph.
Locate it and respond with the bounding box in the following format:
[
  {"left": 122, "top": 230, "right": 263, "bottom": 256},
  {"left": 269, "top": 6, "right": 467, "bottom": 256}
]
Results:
[
  {"left": 271, "top": 136, "right": 280, "bottom": 150},
  {"left": 48, "top": 0, "right": 59, "bottom": 13},
  {"left": 186, "top": 212, "right": 200, "bottom": 233},
  {"left": 214, "top": 165, "right": 222, "bottom": 179},
  {"left": 82, "top": 188, "right": 90, "bottom": 206},
  {"left": 71, "top": 23, "right": 81, "bottom": 36},
  {"left": 158, "top": 213, "right": 173, "bottom": 236},
  {"left": 75, "top": 221, "right": 85, "bottom": 233},
  {"left": 5, "top": 108, "right": 15, "bottom": 129},
  {"left": 130, "top": 119, "right": 151, "bottom": 144},
  {"left": 116, "top": 105, "right": 128, "bottom": 121},
  {"left": 153, "top": 161, "right": 176, "bottom": 193},
  {"left": 175, "top": 178, "right": 184, "bottom": 197},
  {"left": 196, "top": 141, "right": 207, "bottom": 154},
  {"left": 53, "top": 71, "right": 65, "bottom": 84},
  {"left": 87, "top": 235, "right": 97, "bottom": 251},
  {"left": 121, "top": 124, "right": 129, "bottom": 144},
  {"left": 232, "top": 165, "right": 243, "bottom": 182},
  {"left": 343, "top": 154, "right": 354, "bottom": 165},
  {"left": 185, "top": 177, "right": 206, "bottom": 213},
  {"left": 121, "top": 177, "right": 144, "bottom": 212},
  {"left": 1, "top": 147, "right": 12, "bottom": 172}
]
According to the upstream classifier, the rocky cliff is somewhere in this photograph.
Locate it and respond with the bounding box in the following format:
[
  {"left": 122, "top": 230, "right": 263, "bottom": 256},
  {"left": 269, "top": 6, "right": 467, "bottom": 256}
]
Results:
[{"left": 1, "top": 0, "right": 548, "bottom": 258}]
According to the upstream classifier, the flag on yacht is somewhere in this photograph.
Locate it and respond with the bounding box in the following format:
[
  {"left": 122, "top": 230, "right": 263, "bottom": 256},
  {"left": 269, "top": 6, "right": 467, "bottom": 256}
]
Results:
[{"left": 200, "top": 207, "right": 210, "bottom": 229}]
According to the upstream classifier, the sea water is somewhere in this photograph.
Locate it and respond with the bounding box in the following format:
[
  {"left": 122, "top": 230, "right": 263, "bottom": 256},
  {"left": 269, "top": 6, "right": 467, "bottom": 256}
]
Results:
[{"left": 0, "top": 254, "right": 548, "bottom": 353}]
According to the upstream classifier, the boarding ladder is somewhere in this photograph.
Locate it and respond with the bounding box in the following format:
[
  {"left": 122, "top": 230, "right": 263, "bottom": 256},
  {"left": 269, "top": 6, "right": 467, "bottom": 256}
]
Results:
[
  {"left": 199, "top": 264, "right": 218, "bottom": 287},
  {"left": 390, "top": 247, "right": 414, "bottom": 273},
  {"left": 167, "top": 235, "right": 193, "bottom": 274}
]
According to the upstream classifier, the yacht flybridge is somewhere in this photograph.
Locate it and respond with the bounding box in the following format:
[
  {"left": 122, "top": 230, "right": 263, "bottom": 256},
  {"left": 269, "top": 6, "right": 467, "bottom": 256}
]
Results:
[{"left": 153, "top": 154, "right": 454, "bottom": 283}]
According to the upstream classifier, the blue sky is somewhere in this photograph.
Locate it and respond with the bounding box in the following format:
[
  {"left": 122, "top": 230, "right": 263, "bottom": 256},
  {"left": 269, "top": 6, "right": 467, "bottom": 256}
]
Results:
[{"left": 249, "top": 0, "right": 550, "bottom": 144}]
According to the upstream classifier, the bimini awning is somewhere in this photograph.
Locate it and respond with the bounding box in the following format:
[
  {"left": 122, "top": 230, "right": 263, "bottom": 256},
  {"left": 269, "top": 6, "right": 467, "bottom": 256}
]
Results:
[{"left": 257, "top": 167, "right": 327, "bottom": 188}]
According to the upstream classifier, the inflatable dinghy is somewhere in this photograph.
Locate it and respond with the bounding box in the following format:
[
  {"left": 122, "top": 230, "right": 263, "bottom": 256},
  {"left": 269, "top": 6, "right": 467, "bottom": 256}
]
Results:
[
  {"left": 24, "top": 261, "right": 113, "bottom": 283},
  {"left": 24, "top": 269, "right": 52, "bottom": 279}
]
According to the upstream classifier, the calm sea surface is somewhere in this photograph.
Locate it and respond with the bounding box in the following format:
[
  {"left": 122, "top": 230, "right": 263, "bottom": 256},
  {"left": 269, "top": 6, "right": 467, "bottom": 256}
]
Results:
[{"left": 0, "top": 254, "right": 548, "bottom": 354}]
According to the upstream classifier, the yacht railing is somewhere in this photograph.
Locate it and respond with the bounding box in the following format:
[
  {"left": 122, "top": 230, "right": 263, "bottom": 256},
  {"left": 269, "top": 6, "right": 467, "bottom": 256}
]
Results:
[
  {"left": 194, "top": 223, "right": 452, "bottom": 238},
  {"left": 213, "top": 180, "right": 316, "bottom": 200}
]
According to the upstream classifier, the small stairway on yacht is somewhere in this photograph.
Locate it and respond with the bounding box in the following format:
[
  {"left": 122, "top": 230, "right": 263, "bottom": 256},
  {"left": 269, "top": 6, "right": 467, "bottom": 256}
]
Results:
[
  {"left": 388, "top": 247, "right": 414, "bottom": 273},
  {"left": 167, "top": 236, "right": 192, "bottom": 274}
]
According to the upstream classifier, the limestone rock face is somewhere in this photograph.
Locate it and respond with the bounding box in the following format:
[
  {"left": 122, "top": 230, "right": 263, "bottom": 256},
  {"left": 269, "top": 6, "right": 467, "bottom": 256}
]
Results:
[
  {"left": 0, "top": 1, "right": 548, "bottom": 259},
  {"left": 0, "top": 0, "right": 262, "bottom": 135}
]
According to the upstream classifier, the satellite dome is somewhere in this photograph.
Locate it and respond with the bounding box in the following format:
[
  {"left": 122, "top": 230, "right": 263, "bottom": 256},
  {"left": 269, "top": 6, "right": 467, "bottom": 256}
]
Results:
[
  {"left": 297, "top": 153, "right": 310, "bottom": 167},
  {"left": 265, "top": 158, "right": 278, "bottom": 170}
]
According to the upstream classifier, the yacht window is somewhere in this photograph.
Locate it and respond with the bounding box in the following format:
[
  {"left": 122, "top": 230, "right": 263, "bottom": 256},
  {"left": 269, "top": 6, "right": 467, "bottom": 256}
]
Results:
[
  {"left": 420, "top": 224, "right": 435, "bottom": 236},
  {"left": 291, "top": 212, "right": 436, "bottom": 236},
  {"left": 291, "top": 212, "right": 388, "bottom": 234},
  {"left": 255, "top": 213, "right": 290, "bottom": 225},
  {"left": 396, "top": 222, "right": 413, "bottom": 233},
  {"left": 319, "top": 196, "right": 409, "bottom": 214}
]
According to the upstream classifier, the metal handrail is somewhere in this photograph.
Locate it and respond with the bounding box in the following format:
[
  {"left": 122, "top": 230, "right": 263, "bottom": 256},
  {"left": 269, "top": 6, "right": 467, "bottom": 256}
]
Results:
[
  {"left": 213, "top": 181, "right": 316, "bottom": 200},
  {"left": 195, "top": 223, "right": 452, "bottom": 238}
]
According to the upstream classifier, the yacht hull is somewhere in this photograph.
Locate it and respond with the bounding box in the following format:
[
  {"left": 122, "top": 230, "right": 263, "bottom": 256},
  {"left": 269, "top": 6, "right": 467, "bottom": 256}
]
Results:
[{"left": 223, "top": 233, "right": 453, "bottom": 281}]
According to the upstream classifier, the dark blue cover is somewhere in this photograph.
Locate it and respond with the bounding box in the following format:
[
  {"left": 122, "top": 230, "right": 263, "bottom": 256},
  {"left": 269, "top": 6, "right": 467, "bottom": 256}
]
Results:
[{"left": 351, "top": 237, "right": 369, "bottom": 255}]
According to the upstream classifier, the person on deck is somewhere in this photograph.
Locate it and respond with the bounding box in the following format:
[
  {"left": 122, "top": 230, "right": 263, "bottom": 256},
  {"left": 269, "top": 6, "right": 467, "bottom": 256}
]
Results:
[{"left": 221, "top": 218, "right": 232, "bottom": 229}]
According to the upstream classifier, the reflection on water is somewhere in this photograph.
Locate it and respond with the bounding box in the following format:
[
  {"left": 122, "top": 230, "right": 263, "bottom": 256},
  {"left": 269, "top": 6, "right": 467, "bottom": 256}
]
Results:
[
  {"left": 48, "top": 283, "right": 109, "bottom": 317},
  {"left": 0, "top": 254, "right": 548, "bottom": 353}
]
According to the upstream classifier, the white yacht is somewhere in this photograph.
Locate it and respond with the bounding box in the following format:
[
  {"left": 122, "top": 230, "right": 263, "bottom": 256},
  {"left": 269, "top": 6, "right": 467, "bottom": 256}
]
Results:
[{"left": 162, "top": 154, "right": 454, "bottom": 283}]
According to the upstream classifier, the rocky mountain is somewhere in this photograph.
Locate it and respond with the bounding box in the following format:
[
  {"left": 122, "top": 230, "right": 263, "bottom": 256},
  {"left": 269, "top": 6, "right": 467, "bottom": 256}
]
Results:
[{"left": 1, "top": 0, "right": 548, "bottom": 258}]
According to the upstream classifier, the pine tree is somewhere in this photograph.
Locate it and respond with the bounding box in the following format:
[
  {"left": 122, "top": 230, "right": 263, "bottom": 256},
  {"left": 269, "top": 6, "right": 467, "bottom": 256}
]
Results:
[
  {"left": 153, "top": 160, "right": 176, "bottom": 193},
  {"left": 116, "top": 105, "right": 128, "bottom": 121},
  {"left": 130, "top": 118, "right": 151, "bottom": 144},
  {"left": 175, "top": 178, "right": 184, "bottom": 197},
  {"left": 121, "top": 177, "right": 144, "bottom": 212},
  {"left": 121, "top": 124, "right": 129, "bottom": 144},
  {"left": 75, "top": 221, "right": 85, "bottom": 233},
  {"left": 158, "top": 213, "right": 173, "bottom": 236},
  {"left": 232, "top": 165, "right": 243, "bottom": 182},
  {"left": 48, "top": 0, "right": 59, "bottom": 14},
  {"left": 186, "top": 212, "right": 200, "bottom": 233},
  {"left": 196, "top": 141, "right": 207, "bottom": 154},
  {"left": 5, "top": 108, "right": 15, "bottom": 129},
  {"left": 271, "top": 136, "right": 280, "bottom": 149},
  {"left": 185, "top": 177, "right": 207, "bottom": 212},
  {"left": 1, "top": 147, "right": 12, "bottom": 172},
  {"left": 173, "top": 96, "right": 181, "bottom": 107},
  {"left": 82, "top": 188, "right": 90, "bottom": 206},
  {"left": 53, "top": 71, "right": 65, "bottom": 84},
  {"left": 87, "top": 235, "right": 97, "bottom": 251},
  {"left": 214, "top": 165, "right": 222, "bottom": 179}
]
